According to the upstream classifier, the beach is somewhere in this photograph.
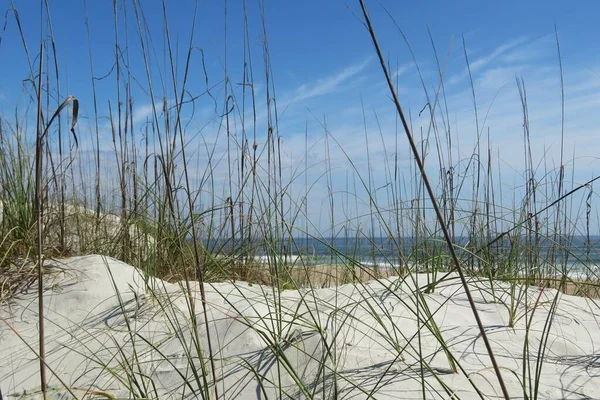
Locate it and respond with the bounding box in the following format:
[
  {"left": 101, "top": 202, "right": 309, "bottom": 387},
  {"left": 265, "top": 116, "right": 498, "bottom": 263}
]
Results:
[
  {"left": 1, "top": 254, "right": 600, "bottom": 399},
  {"left": 1, "top": 1, "right": 600, "bottom": 399}
]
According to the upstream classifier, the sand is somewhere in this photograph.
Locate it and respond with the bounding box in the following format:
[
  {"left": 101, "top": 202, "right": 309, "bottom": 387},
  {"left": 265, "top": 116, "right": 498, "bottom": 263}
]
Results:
[
  {"left": 226, "top": 259, "right": 399, "bottom": 288},
  {"left": 1, "top": 255, "right": 600, "bottom": 399}
]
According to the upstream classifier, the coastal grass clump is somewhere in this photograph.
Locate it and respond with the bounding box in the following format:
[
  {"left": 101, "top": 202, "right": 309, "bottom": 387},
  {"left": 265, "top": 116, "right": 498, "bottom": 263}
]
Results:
[{"left": 0, "top": 0, "right": 599, "bottom": 399}]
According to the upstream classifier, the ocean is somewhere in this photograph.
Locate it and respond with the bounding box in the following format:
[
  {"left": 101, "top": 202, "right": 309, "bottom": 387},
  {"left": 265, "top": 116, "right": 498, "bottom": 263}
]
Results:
[{"left": 204, "top": 235, "right": 600, "bottom": 277}]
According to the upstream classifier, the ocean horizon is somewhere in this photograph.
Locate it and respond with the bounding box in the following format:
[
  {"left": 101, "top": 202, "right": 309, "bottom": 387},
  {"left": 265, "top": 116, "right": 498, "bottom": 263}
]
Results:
[{"left": 202, "top": 235, "right": 600, "bottom": 276}]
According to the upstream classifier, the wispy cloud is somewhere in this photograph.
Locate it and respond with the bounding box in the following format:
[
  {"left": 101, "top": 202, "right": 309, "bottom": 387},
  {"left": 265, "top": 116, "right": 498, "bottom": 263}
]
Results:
[
  {"left": 500, "top": 34, "right": 555, "bottom": 65},
  {"left": 449, "top": 37, "right": 528, "bottom": 84},
  {"left": 474, "top": 65, "right": 530, "bottom": 92},
  {"left": 392, "top": 63, "right": 413, "bottom": 79},
  {"left": 289, "top": 57, "right": 371, "bottom": 104},
  {"left": 132, "top": 103, "right": 155, "bottom": 125},
  {"left": 247, "top": 58, "right": 373, "bottom": 129}
]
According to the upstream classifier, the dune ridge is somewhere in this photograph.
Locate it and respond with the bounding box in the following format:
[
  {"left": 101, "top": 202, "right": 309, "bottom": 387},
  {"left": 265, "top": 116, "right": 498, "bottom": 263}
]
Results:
[{"left": 1, "top": 255, "right": 599, "bottom": 399}]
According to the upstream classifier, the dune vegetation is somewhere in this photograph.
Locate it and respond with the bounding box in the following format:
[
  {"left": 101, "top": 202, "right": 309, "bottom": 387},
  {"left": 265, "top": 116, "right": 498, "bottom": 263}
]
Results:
[{"left": 1, "top": 1, "right": 599, "bottom": 399}]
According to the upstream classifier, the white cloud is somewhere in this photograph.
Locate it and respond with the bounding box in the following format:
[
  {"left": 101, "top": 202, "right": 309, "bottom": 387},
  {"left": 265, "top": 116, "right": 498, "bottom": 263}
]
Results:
[
  {"left": 392, "top": 63, "right": 413, "bottom": 79},
  {"left": 132, "top": 103, "right": 155, "bottom": 125},
  {"left": 289, "top": 57, "right": 371, "bottom": 103},
  {"left": 449, "top": 37, "right": 528, "bottom": 85},
  {"left": 501, "top": 35, "right": 553, "bottom": 64}
]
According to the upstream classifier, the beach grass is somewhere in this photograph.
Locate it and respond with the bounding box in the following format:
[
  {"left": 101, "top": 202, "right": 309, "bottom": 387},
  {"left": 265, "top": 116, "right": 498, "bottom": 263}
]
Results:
[{"left": 1, "top": 0, "right": 600, "bottom": 399}]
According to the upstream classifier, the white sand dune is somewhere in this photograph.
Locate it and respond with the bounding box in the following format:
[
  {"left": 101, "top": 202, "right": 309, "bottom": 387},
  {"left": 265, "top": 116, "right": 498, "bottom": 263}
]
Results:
[{"left": 1, "top": 255, "right": 600, "bottom": 399}]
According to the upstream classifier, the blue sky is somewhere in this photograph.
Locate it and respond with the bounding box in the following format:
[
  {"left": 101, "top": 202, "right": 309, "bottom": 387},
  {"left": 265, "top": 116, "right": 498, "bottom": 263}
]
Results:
[{"left": 1, "top": 0, "right": 599, "bottom": 235}]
